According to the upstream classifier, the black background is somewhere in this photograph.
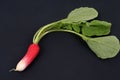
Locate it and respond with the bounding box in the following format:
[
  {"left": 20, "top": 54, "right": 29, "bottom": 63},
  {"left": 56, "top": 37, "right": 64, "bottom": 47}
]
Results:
[{"left": 0, "top": 0, "right": 120, "bottom": 80}]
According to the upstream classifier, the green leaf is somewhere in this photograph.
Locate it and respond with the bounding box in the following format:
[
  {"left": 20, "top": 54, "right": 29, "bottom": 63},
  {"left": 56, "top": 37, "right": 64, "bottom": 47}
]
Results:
[
  {"left": 62, "top": 7, "right": 98, "bottom": 23},
  {"left": 90, "top": 20, "right": 111, "bottom": 26},
  {"left": 63, "top": 25, "right": 73, "bottom": 30},
  {"left": 82, "top": 20, "right": 111, "bottom": 36},
  {"left": 72, "top": 23, "right": 81, "bottom": 33},
  {"left": 86, "top": 36, "right": 120, "bottom": 59},
  {"left": 52, "top": 22, "right": 81, "bottom": 32}
]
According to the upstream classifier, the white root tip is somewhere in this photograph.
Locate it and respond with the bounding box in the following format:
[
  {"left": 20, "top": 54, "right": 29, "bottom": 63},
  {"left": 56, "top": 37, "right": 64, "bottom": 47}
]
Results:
[
  {"left": 9, "top": 61, "right": 27, "bottom": 72},
  {"left": 15, "top": 60, "right": 27, "bottom": 71}
]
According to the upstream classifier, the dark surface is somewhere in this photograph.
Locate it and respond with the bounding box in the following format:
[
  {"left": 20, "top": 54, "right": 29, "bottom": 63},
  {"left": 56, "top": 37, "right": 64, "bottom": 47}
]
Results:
[{"left": 0, "top": 0, "right": 120, "bottom": 80}]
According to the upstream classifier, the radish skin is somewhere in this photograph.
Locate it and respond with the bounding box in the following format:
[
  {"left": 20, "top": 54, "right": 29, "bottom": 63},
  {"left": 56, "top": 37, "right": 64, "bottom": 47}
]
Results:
[{"left": 14, "top": 43, "right": 40, "bottom": 71}]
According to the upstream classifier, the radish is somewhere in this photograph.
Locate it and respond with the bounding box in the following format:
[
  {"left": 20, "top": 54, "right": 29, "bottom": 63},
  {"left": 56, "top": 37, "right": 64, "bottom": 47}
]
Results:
[
  {"left": 11, "top": 7, "right": 120, "bottom": 72},
  {"left": 11, "top": 43, "right": 40, "bottom": 71}
]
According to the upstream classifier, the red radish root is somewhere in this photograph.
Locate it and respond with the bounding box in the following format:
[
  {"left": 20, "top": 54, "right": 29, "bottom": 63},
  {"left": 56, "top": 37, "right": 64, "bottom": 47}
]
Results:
[{"left": 13, "top": 43, "right": 40, "bottom": 71}]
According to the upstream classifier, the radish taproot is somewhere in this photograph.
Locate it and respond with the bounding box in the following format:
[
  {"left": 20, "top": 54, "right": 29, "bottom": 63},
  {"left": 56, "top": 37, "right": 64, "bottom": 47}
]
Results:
[{"left": 11, "top": 43, "right": 40, "bottom": 71}]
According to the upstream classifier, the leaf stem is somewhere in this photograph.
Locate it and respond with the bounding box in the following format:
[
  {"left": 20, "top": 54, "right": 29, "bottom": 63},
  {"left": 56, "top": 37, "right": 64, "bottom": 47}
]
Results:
[
  {"left": 33, "top": 21, "right": 59, "bottom": 44},
  {"left": 34, "top": 29, "right": 89, "bottom": 43}
]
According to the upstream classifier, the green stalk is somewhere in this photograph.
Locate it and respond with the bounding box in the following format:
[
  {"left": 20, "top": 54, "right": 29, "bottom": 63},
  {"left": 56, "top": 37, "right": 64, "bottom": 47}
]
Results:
[
  {"left": 33, "top": 21, "right": 59, "bottom": 44},
  {"left": 33, "top": 29, "right": 89, "bottom": 44}
]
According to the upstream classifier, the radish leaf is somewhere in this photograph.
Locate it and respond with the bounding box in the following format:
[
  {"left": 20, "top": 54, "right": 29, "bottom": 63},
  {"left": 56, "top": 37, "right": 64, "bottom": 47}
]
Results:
[
  {"left": 86, "top": 36, "right": 120, "bottom": 59},
  {"left": 62, "top": 7, "right": 98, "bottom": 23}
]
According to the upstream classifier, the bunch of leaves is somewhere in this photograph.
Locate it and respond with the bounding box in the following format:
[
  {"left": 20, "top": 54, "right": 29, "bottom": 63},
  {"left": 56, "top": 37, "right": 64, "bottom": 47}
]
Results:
[{"left": 33, "top": 7, "right": 120, "bottom": 59}]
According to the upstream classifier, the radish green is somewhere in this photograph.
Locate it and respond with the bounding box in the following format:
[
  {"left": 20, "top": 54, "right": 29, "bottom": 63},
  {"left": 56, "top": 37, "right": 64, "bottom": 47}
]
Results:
[{"left": 33, "top": 7, "right": 120, "bottom": 59}]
